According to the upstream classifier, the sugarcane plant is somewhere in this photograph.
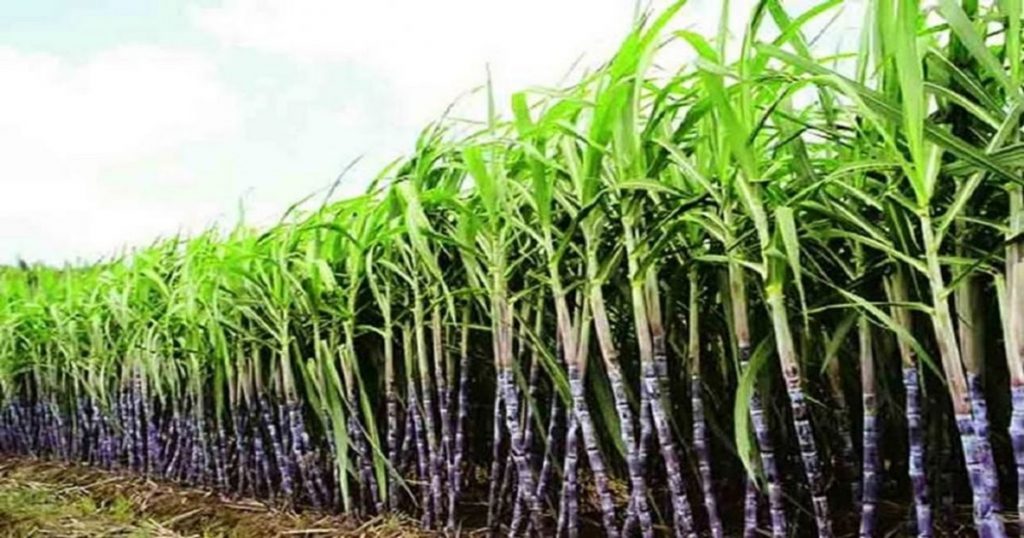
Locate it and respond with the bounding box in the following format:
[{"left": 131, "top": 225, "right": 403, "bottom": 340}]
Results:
[{"left": 2, "top": 0, "right": 1024, "bottom": 536}]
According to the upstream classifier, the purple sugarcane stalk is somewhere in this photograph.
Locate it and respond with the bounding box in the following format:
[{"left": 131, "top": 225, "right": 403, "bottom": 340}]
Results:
[
  {"left": 859, "top": 319, "right": 879, "bottom": 538},
  {"left": 2, "top": 405, "right": 12, "bottom": 453},
  {"left": 183, "top": 416, "right": 197, "bottom": 483},
  {"left": 289, "top": 401, "right": 323, "bottom": 509},
  {"left": 12, "top": 402, "right": 24, "bottom": 454},
  {"left": 292, "top": 401, "right": 327, "bottom": 508},
  {"left": 955, "top": 413, "right": 1006, "bottom": 537},
  {"left": 786, "top": 384, "right": 834, "bottom": 538},
  {"left": 23, "top": 401, "right": 38, "bottom": 456},
  {"left": 200, "top": 414, "right": 214, "bottom": 486},
  {"left": 36, "top": 400, "right": 49, "bottom": 457},
  {"left": 46, "top": 402, "right": 59, "bottom": 457},
  {"left": 347, "top": 412, "right": 376, "bottom": 513},
  {"left": 408, "top": 379, "right": 433, "bottom": 527},
  {"left": 499, "top": 368, "right": 547, "bottom": 535},
  {"left": 752, "top": 394, "right": 783, "bottom": 536},
  {"left": 37, "top": 401, "right": 51, "bottom": 456},
  {"left": 415, "top": 368, "right": 443, "bottom": 526},
  {"left": 2, "top": 404, "right": 9, "bottom": 452},
  {"left": 432, "top": 312, "right": 454, "bottom": 529},
  {"left": 610, "top": 365, "right": 654, "bottom": 538},
  {"left": 73, "top": 397, "right": 86, "bottom": 461},
  {"left": 0, "top": 407, "right": 8, "bottom": 453},
  {"left": 85, "top": 399, "right": 96, "bottom": 464},
  {"left": 276, "top": 401, "right": 296, "bottom": 493},
  {"left": 83, "top": 397, "right": 95, "bottom": 464},
  {"left": 6, "top": 405, "right": 16, "bottom": 454},
  {"left": 168, "top": 415, "right": 185, "bottom": 481},
  {"left": 260, "top": 396, "right": 293, "bottom": 500},
  {"left": 316, "top": 446, "right": 335, "bottom": 511},
  {"left": 904, "top": 367, "right": 933, "bottom": 538},
  {"left": 592, "top": 282, "right": 652, "bottom": 538},
  {"left": 42, "top": 402, "right": 53, "bottom": 456},
  {"left": 97, "top": 405, "right": 112, "bottom": 469},
  {"left": 512, "top": 356, "right": 545, "bottom": 537},
  {"left": 51, "top": 400, "right": 67, "bottom": 460},
  {"left": 123, "top": 391, "right": 133, "bottom": 470},
  {"left": 233, "top": 411, "right": 249, "bottom": 495},
  {"left": 534, "top": 392, "right": 562, "bottom": 509},
  {"left": 42, "top": 401, "right": 53, "bottom": 455},
  {"left": 24, "top": 401, "right": 35, "bottom": 454},
  {"left": 145, "top": 398, "right": 160, "bottom": 476},
  {"left": 5, "top": 404, "right": 15, "bottom": 453},
  {"left": 2, "top": 405, "right": 10, "bottom": 452},
  {"left": 692, "top": 375, "right": 723, "bottom": 538},
  {"left": 180, "top": 413, "right": 193, "bottom": 482},
  {"left": 187, "top": 413, "right": 204, "bottom": 484},
  {"left": 319, "top": 412, "right": 337, "bottom": 509},
  {"left": 5, "top": 404, "right": 17, "bottom": 454},
  {"left": 111, "top": 392, "right": 123, "bottom": 468},
  {"left": 486, "top": 386, "right": 504, "bottom": 533},
  {"left": 449, "top": 332, "right": 471, "bottom": 527},
  {"left": 1011, "top": 384, "right": 1024, "bottom": 537},
  {"left": 15, "top": 401, "right": 33, "bottom": 456},
  {"left": 741, "top": 344, "right": 787, "bottom": 538},
  {"left": 744, "top": 478, "right": 760, "bottom": 538},
  {"left": 31, "top": 400, "right": 42, "bottom": 454},
  {"left": 643, "top": 359, "right": 697, "bottom": 538},
  {"left": 399, "top": 402, "right": 416, "bottom": 476},
  {"left": 18, "top": 401, "right": 30, "bottom": 454},
  {"left": 556, "top": 412, "right": 579, "bottom": 538},
  {"left": 638, "top": 378, "right": 652, "bottom": 470},
  {"left": 132, "top": 375, "right": 144, "bottom": 473},
  {"left": 968, "top": 373, "right": 1002, "bottom": 514},
  {"left": 214, "top": 415, "right": 229, "bottom": 491},
  {"left": 568, "top": 369, "right": 618, "bottom": 538},
  {"left": 859, "top": 393, "right": 879, "bottom": 537},
  {"left": 161, "top": 407, "right": 178, "bottom": 478},
  {"left": 386, "top": 387, "right": 401, "bottom": 512},
  {"left": 53, "top": 401, "right": 65, "bottom": 459},
  {"left": 251, "top": 406, "right": 273, "bottom": 500}
]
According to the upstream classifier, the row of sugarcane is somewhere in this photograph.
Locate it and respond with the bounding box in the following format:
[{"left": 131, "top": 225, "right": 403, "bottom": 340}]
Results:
[{"left": 3, "top": 0, "right": 1024, "bottom": 536}]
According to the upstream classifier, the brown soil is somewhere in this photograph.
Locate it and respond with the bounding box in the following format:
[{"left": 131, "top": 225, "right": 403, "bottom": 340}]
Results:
[{"left": 0, "top": 457, "right": 441, "bottom": 537}]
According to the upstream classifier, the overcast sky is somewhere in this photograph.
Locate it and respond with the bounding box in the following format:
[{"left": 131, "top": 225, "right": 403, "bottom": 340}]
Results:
[{"left": 1, "top": 0, "right": 862, "bottom": 265}]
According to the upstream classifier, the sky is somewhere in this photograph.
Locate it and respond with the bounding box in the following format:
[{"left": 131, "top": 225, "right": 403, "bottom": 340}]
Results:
[{"left": 0, "top": 0, "right": 862, "bottom": 265}]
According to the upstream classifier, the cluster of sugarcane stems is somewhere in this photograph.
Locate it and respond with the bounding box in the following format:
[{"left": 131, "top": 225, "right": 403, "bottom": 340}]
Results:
[{"left": 4, "top": 0, "right": 1024, "bottom": 536}]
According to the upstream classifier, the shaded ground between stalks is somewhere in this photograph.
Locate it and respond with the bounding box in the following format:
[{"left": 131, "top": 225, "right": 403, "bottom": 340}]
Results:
[{"left": 0, "top": 457, "right": 440, "bottom": 537}]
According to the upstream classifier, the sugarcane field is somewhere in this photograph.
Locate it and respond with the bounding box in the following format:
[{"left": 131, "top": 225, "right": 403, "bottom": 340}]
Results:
[{"left": 7, "top": 0, "right": 1024, "bottom": 536}]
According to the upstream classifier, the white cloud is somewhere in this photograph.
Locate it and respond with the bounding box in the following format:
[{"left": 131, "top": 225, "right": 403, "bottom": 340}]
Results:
[
  {"left": 191, "top": 0, "right": 863, "bottom": 125},
  {"left": 0, "top": 45, "right": 241, "bottom": 264},
  {"left": 191, "top": 0, "right": 667, "bottom": 126}
]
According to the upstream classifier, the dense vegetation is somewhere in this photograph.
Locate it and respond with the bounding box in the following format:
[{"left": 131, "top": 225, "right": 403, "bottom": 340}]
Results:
[{"left": 3, "top": 0, "right": 1024, "bottom": 536}]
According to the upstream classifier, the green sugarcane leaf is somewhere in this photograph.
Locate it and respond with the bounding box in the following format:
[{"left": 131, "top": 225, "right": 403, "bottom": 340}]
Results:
[
  {"left": 775, "top": 206, "right": 808, "bottom": 327},
  {"left": 819, "top": 310, "right": 858, "bottom": 376},
  {"left": 758, "top": 43, "right": 1020, "bottom": 184},
  {"left": 936, "top": 0, "right": 1018, "bottom": 99},
  {"left": 615, "top": 178, "right": 682, "bottom": 196},
  {"left": 828, "top": 285, "right": 936, "bottom": 375},
  {"left": 925, "top": 48, "right": 1004, "bottom": 114},
  {"left": 395, "top": 183, "right": 444, "bottom": 284},
  {"left": 924, "top": 82, "right": 1002, "bottom": 129},
  {"left": 588, "top": 356, "right": 626, "bottom": 460}
]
